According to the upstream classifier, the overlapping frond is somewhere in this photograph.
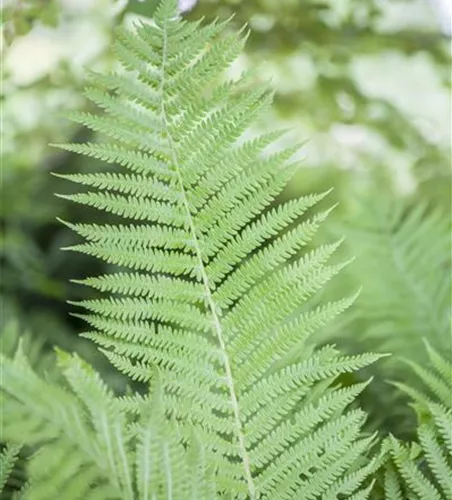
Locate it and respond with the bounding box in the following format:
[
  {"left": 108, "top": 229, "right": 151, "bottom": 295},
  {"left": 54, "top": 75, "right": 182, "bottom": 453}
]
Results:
[
  {"left": 340, "top": 191, "right": 451, "bottom": 360},
  {"left": 383, "top": 342, "right": 452, "bottom": 500},
  {"left": 54, "top": 0, "right": 383, "bottom": 497},
  {"left": 0, "top": 442, "right": 23, "bottom": 496},
  {"left": 0, "top": 347, "right": 215, "bottom": 500}
]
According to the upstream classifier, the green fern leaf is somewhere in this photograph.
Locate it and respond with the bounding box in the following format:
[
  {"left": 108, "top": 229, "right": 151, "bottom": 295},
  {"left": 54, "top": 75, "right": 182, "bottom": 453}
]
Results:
[
  {"left": 55, "top": 0, "right": 383, "bottom": 497},
  {"left": 0, "top": 442, "right": 22, "bottom": 495},
  {"left": 0, "top": 346, "right": 215, "bottom": 500},
  {"left": 384, "top": 342, "right": 452, "bottom": 500},
  {"left": 341, "top": 191, "right": 451, "bottom": 360}
]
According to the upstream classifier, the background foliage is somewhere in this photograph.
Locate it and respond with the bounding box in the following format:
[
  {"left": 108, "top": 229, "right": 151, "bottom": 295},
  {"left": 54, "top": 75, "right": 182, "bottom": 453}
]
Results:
[{"left": 1, "top": 0, "right": 450, "bottom": 490}]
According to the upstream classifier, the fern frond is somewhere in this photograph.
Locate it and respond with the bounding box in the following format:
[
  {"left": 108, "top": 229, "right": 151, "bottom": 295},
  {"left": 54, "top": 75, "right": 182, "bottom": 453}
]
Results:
[
  {"left": 55, "top": 0, "right": 383, "bottom": 497},
  {"left": 0, "top": 443, "right": 22, "bottom": 495},
  {"left": 383, "top": 463, "right": 405, "bottom": 500},
  {"left": 1, "top": 347, "right": 127, "bottom": 499},
  {"left": 383, "top": 342, "right": 452, "bottom": 500},
  {"left": 341, "top": 192, "right": 451, "bottom": 361},
  {"left": 0, "top": 347, "right": 215, "bottom": 499}
]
